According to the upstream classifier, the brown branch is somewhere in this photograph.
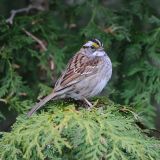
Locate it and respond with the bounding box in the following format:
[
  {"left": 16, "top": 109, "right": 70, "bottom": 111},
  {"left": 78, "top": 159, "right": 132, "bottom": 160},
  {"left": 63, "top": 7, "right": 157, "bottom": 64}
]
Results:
[
  {"left": 6, "top": 6, "right": 34, "bottom": 24},
  {"left": 6, "top": 0, "right": 49, "bottom": 25},
  {"left": 0, "top": 98, "right": 7, "bottom": 104},
  {"left": 22, "top": 28, "right": 47, "bottom": 52}
]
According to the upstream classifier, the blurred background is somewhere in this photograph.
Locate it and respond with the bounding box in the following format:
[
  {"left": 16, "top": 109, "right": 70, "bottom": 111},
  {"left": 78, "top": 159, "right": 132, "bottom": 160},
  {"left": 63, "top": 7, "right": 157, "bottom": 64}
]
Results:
[{"left": 0, "top": 0, "right": 160, "bottom": 131}]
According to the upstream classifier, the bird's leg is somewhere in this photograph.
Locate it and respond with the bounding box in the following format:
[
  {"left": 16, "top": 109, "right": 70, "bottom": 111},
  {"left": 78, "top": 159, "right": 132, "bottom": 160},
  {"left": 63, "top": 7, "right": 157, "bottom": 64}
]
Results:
[{"left": 82, "top": 97, "right": 93, "bottom": 109}]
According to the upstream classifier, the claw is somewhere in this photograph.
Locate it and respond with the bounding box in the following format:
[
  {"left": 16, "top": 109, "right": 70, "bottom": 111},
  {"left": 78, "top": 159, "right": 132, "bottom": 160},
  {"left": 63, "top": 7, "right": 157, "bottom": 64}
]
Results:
[{"left": 83, "top": 97, "right": 93, "bottom": 109}]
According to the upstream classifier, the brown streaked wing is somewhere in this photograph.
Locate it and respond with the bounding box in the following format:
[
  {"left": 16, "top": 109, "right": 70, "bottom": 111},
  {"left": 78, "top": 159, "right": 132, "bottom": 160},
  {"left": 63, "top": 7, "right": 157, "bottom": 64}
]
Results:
[{"left": 59, "top": 52, "right": 102, "bottom": 86}]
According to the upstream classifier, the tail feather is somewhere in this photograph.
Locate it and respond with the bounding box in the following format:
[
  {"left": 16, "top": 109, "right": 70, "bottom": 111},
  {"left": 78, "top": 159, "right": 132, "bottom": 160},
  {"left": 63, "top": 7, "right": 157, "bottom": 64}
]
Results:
[{"left": 27, "top": 92, "right": 57, "bottom": 117}]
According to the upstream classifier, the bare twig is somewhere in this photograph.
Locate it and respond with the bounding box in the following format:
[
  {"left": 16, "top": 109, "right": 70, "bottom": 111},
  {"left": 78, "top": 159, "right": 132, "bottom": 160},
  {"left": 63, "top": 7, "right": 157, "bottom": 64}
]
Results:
[
  {"left": 49, "top": 59, "right": 55, "bottom": 70},
  {"left": 0, "top": 98, "right": 7, "bottom": 104},
  {"left": 22, "top": 28, "right": 47, "bottom": 52},
  {"left": 6, "top": 6, "right": 34, "bottom": 24},
  {"left": 6, "top": 0, "right": 48, "bottom": 24}
]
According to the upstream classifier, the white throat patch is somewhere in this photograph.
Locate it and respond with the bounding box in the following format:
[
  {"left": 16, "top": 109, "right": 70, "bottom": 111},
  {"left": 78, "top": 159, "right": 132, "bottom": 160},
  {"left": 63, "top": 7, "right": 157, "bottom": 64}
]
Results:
[{"left": 93, "top": 51, "right": 106, "bottom": 56}]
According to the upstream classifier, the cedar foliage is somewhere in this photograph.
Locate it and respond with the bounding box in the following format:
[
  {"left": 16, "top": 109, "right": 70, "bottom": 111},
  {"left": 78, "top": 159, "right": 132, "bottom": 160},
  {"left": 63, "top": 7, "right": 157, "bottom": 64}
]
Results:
[
  {"left": 0, "top": 0, "right": 160, "bottom": 159},
  {"left": 0, "top": 0, "right": 160, "bottom": 127},
  {"left": 0, "top": 98, "right": 160, "bottom": 160}
]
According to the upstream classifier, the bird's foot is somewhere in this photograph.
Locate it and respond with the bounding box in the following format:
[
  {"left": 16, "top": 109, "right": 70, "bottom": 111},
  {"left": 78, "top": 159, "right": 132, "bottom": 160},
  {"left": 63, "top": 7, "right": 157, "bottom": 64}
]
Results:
[{"left": 82, "top": 97, "right": 99, "bottom": 110}]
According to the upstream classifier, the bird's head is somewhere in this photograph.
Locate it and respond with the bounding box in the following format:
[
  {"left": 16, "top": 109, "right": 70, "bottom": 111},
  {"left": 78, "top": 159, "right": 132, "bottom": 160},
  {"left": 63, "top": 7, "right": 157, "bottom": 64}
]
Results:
[{"left": 82, "top": 39, "right": 105, "bottom": 56}]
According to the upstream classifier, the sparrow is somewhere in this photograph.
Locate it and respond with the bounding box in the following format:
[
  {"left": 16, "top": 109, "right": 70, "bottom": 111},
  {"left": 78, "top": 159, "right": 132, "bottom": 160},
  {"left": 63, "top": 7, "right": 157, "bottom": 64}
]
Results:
[{"left": 27, "top": 39, "right": 112, "bottom": 116}]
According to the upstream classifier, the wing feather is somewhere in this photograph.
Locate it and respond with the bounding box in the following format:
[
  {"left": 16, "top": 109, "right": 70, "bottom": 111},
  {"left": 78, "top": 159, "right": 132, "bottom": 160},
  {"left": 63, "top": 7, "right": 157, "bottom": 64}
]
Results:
[{"left": 55, "top": 52, "right": 102, "bottom": 87}]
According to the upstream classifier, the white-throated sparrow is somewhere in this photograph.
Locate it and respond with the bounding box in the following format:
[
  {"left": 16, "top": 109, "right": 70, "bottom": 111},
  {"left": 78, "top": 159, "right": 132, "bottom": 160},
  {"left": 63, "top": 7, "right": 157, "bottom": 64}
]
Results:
[{"left": 27, "top": 39, "right": 112, "bottom": 116}]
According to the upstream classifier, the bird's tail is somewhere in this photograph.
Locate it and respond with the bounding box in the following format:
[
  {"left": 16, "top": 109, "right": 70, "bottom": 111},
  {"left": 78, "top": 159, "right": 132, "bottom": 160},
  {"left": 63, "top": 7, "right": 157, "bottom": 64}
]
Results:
[{"left": 27, "top": 92, "right": 57, "bottom": 117}]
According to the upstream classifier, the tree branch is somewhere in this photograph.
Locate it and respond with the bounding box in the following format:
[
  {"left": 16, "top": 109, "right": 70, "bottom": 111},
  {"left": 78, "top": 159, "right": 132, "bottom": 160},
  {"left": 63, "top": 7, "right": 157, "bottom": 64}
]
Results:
[
  {"left": 6, "top": 0, "right": 49, "bottom": 24},
  {"left": 22, "top": 28, "right": 47, "bottom": 52},
  {"left": 6, "top": 6, "right": 34, "bottom": 24}
]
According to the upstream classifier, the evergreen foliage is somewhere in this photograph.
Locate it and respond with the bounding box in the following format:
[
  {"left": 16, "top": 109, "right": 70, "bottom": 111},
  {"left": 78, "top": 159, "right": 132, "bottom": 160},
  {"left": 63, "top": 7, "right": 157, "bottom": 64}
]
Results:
[
  {"left": 0, "top": 0, "right": 160, "bottom": 127},
  {"left": 0, "top": 98, "right": 160, "bottom": 160},
  {"left": 0, "top": 0, "right": 160, "bottom": 159}
]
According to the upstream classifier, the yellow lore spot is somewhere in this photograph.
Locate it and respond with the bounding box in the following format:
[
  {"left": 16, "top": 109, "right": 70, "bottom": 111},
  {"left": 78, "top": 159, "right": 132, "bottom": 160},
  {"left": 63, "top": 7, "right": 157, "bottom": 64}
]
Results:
[{"left": 92, "top": 42, "right": 99, "bottom": 48}]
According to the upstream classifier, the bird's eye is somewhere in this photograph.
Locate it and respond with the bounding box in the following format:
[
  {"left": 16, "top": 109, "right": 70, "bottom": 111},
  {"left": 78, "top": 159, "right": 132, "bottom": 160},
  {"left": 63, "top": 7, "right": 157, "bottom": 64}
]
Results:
[{"left": 83, "top": 46, "right": 89, "bottom": 48}]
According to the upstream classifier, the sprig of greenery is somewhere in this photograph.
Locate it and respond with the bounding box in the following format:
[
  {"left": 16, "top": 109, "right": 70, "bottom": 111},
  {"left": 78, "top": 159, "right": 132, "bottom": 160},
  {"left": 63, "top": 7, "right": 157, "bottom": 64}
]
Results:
[{"left": 0, "top": 98, "right": 160, "bottom": 160}]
